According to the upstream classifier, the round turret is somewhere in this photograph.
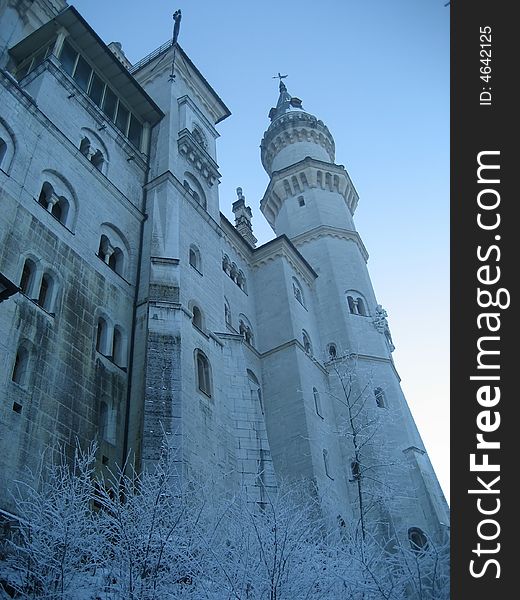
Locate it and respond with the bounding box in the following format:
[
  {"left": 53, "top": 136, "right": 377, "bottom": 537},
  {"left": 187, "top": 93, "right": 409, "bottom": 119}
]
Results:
[{"left": 260, "top": 81, "right": 335, "bottom": 175}]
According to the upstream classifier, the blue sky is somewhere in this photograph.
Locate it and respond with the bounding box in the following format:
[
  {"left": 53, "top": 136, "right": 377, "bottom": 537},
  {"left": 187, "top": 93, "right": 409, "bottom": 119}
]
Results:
[{"left": 72, "top": 0, "right": 450, "bottom": 500}]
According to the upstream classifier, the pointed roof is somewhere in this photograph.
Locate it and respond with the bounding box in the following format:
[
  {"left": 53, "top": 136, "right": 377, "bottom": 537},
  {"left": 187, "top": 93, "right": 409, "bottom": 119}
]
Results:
[{"left": 268, "top": 78, "right": 303, "bottom": 122}]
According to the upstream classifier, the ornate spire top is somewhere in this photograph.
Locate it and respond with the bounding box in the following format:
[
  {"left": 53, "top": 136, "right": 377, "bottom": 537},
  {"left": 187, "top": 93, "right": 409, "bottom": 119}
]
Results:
[{"left": 268, "top": 74, "right": 303, "bottom": 122}]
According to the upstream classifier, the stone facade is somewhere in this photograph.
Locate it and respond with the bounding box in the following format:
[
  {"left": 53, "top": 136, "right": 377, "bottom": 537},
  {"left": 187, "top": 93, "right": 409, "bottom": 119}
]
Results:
[{"left": 0, "top": 1, "right": 448, "bottom": 548}]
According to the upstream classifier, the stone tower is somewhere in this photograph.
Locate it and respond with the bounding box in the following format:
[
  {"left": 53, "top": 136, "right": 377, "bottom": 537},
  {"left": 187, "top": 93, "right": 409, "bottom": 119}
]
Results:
[{"left": 258, "top": 80, "right": 449, "bottom": 542}]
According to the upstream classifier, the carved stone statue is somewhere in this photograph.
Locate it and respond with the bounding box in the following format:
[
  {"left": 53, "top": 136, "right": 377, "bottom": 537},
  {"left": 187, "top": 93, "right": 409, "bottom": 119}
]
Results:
[{"left": 372, "top": 304, "right": 395, "bottom": 351}]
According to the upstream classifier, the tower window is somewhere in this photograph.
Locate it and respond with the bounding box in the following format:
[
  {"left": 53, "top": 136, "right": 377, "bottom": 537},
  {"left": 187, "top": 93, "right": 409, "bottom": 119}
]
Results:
[
  {"left": 313, "top": 387, "right": 323, "bottom": 418},
  {"left": 298, "top": 196, "right": 305, "bottom": 207},
  {"left": 189, "top": 245, "right": 202, "bottom": 273},
  {"left": 195, "top": 350, "right": 211, "bottom": 397},
  {"left": 328, "top": 343, "right": 337, "bottom": 359},
  {"left": 408, "top": 527, "right": 429, "bottom": 552},
  {"left": 302, "top": 330, "right": 312, "bottom": 355},
  {"left": 96, "top": 317, "right": 109, "bottom": 355},
  {"left": 374, "top": 387, "right": 386, "bottom": 408}
]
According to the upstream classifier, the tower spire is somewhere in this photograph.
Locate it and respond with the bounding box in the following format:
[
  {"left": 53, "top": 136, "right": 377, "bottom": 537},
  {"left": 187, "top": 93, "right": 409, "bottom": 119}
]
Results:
[{"left": 268, "top": 74, "right": 303, "bottom": 121}]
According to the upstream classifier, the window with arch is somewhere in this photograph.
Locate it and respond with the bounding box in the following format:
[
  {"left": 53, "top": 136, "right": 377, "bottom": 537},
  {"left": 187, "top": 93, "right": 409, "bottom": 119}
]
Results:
[
  {"left": 195, "top": 350, "right": 211, "bottom": 397},
  {"left": 19, "top": 258, "right": 36, "bottom": 296},
  {"left": 96, "top": 317, "right": 109, "bottom": 355},
  {"left": 36, "top": 272, "right": 56, "bottom": 313},
  {"left": 239, "top": 316, "right": 254, "bottom": 347},
  {"left": 37, "top": 181, "right": 71, "bottom": 228},
  {"left": 224, "top": 298, "right": 232, "bottom": 327},
  {"left": 91, "top": 149, "right": 104, "bottom": 171},
  {"left": 112, "top": 326, "right": 127, "bottom": 367},
  {"left": 98, "top": 234, "right": 126, "bottom": 278},
  {"left": 192, "top": 305, "right": 203, "bottom": 330},
  {"left": 247, "top": 369, "right": 264, "bottom": 414},
  {"left": 346, "top": 291, "right": 369, "bottom": 317},
  {"left": 189, "top": 245, "right": 202, "bottom": 273},
  {"left": 80, "top": 136, "right": 91, "bottom": 157},
  {"left": 408, "top": 527, "right": 429, "bottom": 552},
  {"left": 12, "top": 346, "right": 29, "bottom": 386},
  {"left": 292, "top": 277, "right": 305, "bottom": 307},
  {"left": 313, "top": 387, "right": 323, "bottom": 418},
  {"left": 374, "top": 387, "right": 386, "bottom": 408},
  {"left": 327, "top": 343, "right": 337, "bottom": 359},
  {"left": 302, "top": 330, "right": 313, "bottom": 355},
  {"left": 323, "top": 449, "right": 333, "bottom": 479}
]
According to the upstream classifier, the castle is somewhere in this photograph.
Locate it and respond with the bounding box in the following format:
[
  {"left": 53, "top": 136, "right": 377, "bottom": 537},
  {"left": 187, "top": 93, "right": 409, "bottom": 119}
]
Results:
[{"left": 0, "top": 0, "right": 448, "bottom": 547}]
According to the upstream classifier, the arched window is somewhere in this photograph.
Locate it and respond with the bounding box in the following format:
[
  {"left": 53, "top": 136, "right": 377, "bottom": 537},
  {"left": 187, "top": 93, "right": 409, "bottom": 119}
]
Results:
[
  {"left": 323, "top": 449, "right": 333, "bottom": 479},
  {"left": 247, "top": 370, "right": 263, "bottom": 414},
  {"left": 328, "top": 343, "right": 337, "bottom": 359},
  {"left": 112, "top": 326, "right": 126, "bottom": 367},
  {"left": 19, "top": 258, "right": 36, "bottom": 296},
  {"left": 12, "top": 346, "right": 29, "bottom": 386},
  {"left": 51, "top": 196, "right": 69, "bottom": 226},
  {"left": 313, "top": 387, "right": 323, "bottom": 417},
  {"left": 96, "top": 317, "right": 109, "bottom": 355},
  {"left": 38, "top": 181, "right": 53, "bottom": 209},
  {"left": 239, "top": 316, "right": 254, "bottom": 346},
  {"left": 195, "top": 350, "right": 211, "bottom": 397},
  {"left": 292, "top": 277, "right": 305, "bottom": 307},
  {"left": 222, "top": 254, "right": 231, "bottom": 275},
  {"left": 99, "top": 234, "right": 126, "bottom": 277},
  {"left": 302, "top": 330, "right": 312, "bottom": 355},
  {"left": 408, "top": 527, "right": 429, "bottom": 552},
  {"left": 192, "top": 125, "right": 208, "bottom": 149},
  {"left": 346, "top": 291, "right": 369, "bottom": 317},
  {"left": 374, "top": 387, "right": 386, "bottom": 408},
  {"left": 189, "top": 245, "right": 201, "bottom": 273},
  {"left": 79, "top": 137, "right": 91, "bottom": 157},
  {"left": 224, "top": 298, "right": 231, "bottom": 327},
  {"left": 37, "top": 273, "right": 55, "bottom": 312},
  {"left": 192, "top": 305, "right": 203, "bottom": 330}
]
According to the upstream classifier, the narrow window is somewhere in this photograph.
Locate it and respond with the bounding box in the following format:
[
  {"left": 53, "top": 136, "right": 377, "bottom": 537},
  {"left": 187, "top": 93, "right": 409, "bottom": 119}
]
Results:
[
  {"left": 112, "top": 327, "right": 124, "bottom": 365},
  {"left": 189, "top": 246, "right": 201, "bottom": 272},
  {"left": 313, "top": 387, "right": 323, "bottom": 417},
  {"left": 302, "top": 331, "right": 312, "bottom": 355},
  {"left": 51, "top": 197, "right": 69, "bottom": 226},
  {"left": 328, "top": 344, "right": 337, "bottom": 359},
  {"left": 59, "top": 41, "right": 78, "bottom": 76},
  {"left": 408, "top": 528, "right": 429, "bottom": 552},
  {"left": 108, "top": 247, "right": 124, "bottom": 276},
  {"left": 38, "top": 182, "right": 53, "bottom": 208},
  {"left": 192, "top": 306, "right": 203, "bottom": 330},
  {"left": 37, "top": 273, "right": 54, "bottom": 311},
  {"left": 80, "top": 137, "right": 91, "bottom": 157},
  {"left": 96, "top": 317, "right": 108, "bottom": 354},
  {"left": 323, "top": 449, "right": 333, "bottom": 479},
  {"left": 196, "top": 350, "right": 211, "bottom": 396},
  {"left": 347, "top": 295, "right": 356, "bottom": 314},
  {"left": 374, "top": 387, "right": 386, "bottom": 408},
  {"left": 73, "top": 55, "right": 92, "bottom": 92},
  {"left": 20, "top": 259, "right": 36, "bottom": 296},
  {"left": 88, "top": 73, "right": 105, "bottom": 107},
  {"left": 357, "top": 297, "right": 367, "bottom": 316},
  {"left": 12, "top": 347, "right": 29, "bottom": 386},
  {"left": 298, "top": 196, "right": 305, "bottom": 207}
]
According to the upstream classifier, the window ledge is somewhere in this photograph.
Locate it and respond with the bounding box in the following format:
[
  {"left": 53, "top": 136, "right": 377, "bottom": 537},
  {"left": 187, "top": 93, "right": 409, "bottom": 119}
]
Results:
[
  {"left": 18, "top": 293, "right": 55, "bottom": 318},
  {"left": 96, "top": 253, "right": 131, "bottom": 285},
  {"left": 96, "top": 351, "right": 127, "bottom": 373},
  {"left": 190, "top": 264, "right": 203, "bottom": 276}
]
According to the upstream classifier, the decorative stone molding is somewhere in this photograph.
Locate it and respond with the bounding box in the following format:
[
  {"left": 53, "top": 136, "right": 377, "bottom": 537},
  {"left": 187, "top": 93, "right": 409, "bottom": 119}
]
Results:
[
  {"left": 177, "top": 128, "right": 220, "bottom": 187},
  {"left": 261, "top": 112, "right": 335, "bottom": 174}
]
